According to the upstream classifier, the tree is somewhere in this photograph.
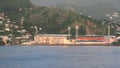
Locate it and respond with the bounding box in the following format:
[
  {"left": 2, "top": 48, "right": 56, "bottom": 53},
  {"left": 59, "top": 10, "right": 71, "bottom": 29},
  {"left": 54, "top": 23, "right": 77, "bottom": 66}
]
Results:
[{"left": 79, "top": 26, "right": 86, "bottom": 35}]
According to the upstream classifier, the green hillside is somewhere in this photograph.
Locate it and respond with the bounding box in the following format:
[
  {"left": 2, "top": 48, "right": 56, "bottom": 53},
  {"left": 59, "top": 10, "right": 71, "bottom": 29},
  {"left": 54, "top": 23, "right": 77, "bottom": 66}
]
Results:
[
  {"left": 22, "top": 6, "right": 108, "bottom": 35},
  {"left": 55, "top": 1, "right": 119, "bottom": 20},
  {"left": 0, "top": 0, "right": 109, "bottom": 37},
  {"left": 0, "top": 0, "right": 33, "bottom": 21}
]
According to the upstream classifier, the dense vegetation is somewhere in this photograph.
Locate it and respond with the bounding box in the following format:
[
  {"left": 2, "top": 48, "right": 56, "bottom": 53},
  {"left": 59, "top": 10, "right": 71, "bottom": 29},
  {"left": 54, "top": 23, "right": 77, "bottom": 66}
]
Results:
[
  {"left": 0, "top": 0, "right": 108, "bottom": 37},
  {"left": 0, "top": 0, "right": 33, "bottom": 21},
  {"left": 54, "top": 0, "right": 120, "bottom": 20}
]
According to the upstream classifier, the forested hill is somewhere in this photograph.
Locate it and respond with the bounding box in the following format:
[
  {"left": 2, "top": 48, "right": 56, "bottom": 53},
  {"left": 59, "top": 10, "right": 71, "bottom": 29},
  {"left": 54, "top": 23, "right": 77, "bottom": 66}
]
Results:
[
  {"left": 0, "top": 0, "right": 108, "bottom": 36},
  {"left": 26, "top": 6, "right": 107, "bottom": 35},
  {"left": 31, "top": 0, "right": 120, "bottom": 20},
  {"left": 0, "top": 0, "right": 33, "bottom": 20}
]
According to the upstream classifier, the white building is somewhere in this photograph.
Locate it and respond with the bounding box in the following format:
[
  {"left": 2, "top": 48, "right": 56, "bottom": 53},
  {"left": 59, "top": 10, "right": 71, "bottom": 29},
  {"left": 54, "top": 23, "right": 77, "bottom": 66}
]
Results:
[{"left": 34, "top": 34, "right": 72, "bottom": 45}]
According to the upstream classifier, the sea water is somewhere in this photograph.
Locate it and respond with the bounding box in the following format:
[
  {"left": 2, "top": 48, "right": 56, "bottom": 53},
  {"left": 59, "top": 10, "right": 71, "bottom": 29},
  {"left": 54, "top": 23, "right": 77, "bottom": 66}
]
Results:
[{"left": 0, "top": 46, "right": 120, "bottom": 68}]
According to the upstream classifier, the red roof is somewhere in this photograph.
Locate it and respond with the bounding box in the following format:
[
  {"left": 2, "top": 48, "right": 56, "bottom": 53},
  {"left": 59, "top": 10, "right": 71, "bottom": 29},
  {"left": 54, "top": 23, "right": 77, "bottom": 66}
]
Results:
[{"left": 77, "top": 36, "right": 105, "bottom": 41}]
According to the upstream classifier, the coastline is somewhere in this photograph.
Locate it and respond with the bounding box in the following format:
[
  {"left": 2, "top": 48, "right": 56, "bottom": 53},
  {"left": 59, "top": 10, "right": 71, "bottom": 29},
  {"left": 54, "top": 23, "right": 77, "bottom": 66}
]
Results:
[{"left": 8, "top": 43, "right": 120, "bottom": 46}]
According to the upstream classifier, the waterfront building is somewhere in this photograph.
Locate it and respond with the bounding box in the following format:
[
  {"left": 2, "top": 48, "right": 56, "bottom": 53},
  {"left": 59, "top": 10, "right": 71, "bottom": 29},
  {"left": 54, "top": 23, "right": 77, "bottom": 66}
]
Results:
[
  {"left": 34, "top": 34, "right": 116, "bottom": 45},
  {"left": 14, "top": 35, "right": 32, "bottom": 44},
  {"left": 0, "top": 36, "right": 9, "bottom": 45},
  {"left": 108, "top": 36, "right": 116, "bottom": 44},
  {"left": 76, "top": 35, "right": 108, "bottom": 44},
  {"left": 34, "top": 34, "right": 72, "bottom": 45}
]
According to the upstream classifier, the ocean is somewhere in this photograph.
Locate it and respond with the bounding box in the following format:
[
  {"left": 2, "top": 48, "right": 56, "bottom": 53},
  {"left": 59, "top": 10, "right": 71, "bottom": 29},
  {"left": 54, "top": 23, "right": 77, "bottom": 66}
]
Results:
[{"left": 0, "top": 46, "right": 120, "bottom": 68}]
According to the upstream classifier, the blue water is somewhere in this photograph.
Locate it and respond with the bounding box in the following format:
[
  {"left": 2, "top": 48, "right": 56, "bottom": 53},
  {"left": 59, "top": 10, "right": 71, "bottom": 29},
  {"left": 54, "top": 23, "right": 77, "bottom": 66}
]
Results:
[{"left": 0, "top": 46, "right": 120, "bottom": 68}]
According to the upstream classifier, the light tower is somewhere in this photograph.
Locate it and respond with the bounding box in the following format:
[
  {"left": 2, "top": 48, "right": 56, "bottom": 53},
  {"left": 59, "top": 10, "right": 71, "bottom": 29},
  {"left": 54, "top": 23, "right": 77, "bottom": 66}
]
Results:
[
  {"left": 34, "top": 26, "right": 38, "bottom": 35},
  {"left": 107, "top": 14, "right": 112, "bottom": 37},
  {"left": 67, "top": 26, "right": 71, "bottom": 39},
  {"left": 75, "top": 25, "right": 79, "bottom": 39},
  {"left": 67, "top": 26, "right": 71, "bottom": 35}
]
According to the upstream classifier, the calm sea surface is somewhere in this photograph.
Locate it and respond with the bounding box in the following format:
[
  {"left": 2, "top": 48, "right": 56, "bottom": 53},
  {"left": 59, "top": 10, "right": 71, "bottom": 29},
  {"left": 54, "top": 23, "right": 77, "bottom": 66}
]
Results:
[{"left": 0, "top": 46, "right": 120, "bottom": 68}]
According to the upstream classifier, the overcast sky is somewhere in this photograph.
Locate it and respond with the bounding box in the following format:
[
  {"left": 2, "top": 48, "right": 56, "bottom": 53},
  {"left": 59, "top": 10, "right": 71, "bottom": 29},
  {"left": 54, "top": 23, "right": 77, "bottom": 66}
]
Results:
[{"left": 30, "top": 0, "right": 118, "bottom": 6}]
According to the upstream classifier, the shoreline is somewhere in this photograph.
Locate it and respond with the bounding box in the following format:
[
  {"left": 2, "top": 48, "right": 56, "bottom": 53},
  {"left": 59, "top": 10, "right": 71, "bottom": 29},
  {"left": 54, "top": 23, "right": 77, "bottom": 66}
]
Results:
[{"left": 5, "top": 43, "right": 120, "bottom": 46}]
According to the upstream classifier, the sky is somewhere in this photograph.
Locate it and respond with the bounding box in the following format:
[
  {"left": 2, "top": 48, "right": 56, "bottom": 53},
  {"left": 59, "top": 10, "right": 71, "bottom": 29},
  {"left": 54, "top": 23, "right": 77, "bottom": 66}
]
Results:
[
  {"left": 30, "top": 0, "right": 64, "bottom": 6},
  {"left": 30, "top": 0, "right": 117, "bottom": 6}
]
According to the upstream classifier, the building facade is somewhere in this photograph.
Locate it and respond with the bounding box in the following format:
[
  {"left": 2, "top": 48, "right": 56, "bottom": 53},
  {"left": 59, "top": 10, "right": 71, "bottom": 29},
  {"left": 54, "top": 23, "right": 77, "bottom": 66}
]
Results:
[
  {"left": 34, "top": 34, "right": 71, "bottom": 44},
  {"left": 76, "top": 35, "right": 107, "bottom": 44}
]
